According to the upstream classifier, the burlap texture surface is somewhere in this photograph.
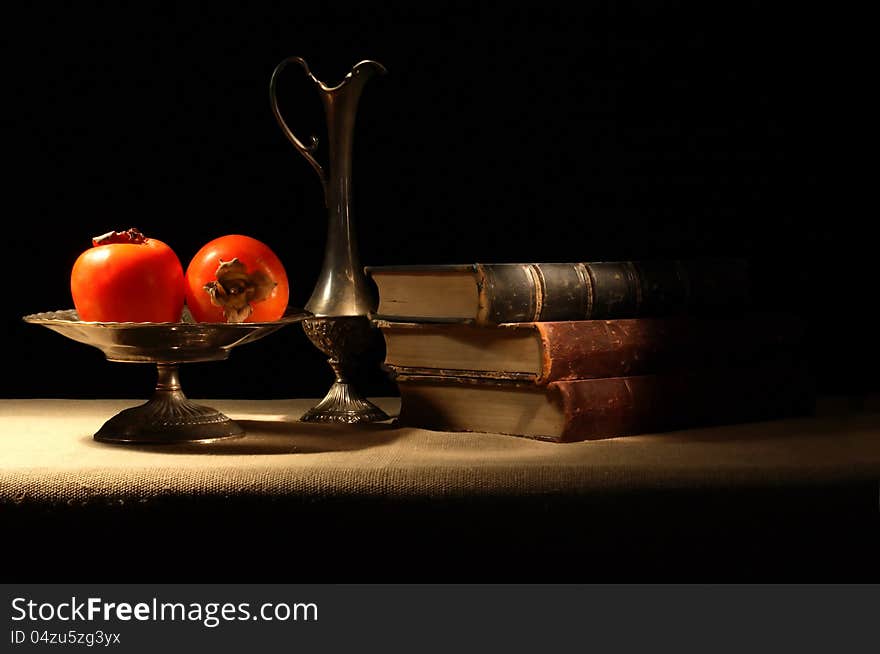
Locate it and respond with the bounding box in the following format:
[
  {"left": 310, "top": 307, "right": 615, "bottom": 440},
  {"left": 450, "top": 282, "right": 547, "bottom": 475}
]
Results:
[{"left": 2, "top": 398, "right": 879, "bottom": 505}]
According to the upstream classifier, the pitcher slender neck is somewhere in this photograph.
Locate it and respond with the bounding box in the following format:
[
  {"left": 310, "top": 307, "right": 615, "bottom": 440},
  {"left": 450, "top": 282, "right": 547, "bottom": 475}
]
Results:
[
  {"left": 321, "top": 79, "right": 366, "bottom": 204},
  {"left": 319, "top": 83, "right": 362, "bottom": 285}
]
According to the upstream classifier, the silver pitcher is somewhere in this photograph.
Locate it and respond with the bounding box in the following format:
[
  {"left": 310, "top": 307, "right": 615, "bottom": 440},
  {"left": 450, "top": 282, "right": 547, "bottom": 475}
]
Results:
[{"left": 270, "top": 57, "right": 389, "bottom": 423}]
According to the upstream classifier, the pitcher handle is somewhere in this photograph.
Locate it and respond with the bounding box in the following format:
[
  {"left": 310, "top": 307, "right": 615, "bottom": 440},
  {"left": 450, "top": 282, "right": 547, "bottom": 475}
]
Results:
[{"left": 270, "top": 57, "right": 328, "bottom": 198}]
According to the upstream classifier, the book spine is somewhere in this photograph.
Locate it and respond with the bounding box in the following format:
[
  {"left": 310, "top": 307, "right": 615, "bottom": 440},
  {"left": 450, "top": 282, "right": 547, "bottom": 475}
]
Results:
[
  {"left": 535, "top": 314, "right": 805, "bottom": 384},
  {"left": 476, "top": 259, "right": 749, "bottom": 325},
  {"left": 549, "top": 360, "right": 814, "bottom": 442}
]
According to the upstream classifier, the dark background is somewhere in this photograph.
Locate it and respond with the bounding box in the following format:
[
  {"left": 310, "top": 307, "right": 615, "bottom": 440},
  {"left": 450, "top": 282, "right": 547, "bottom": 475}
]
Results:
[{"left": 3, "top": 1, "right": 870, "bottom": 400}]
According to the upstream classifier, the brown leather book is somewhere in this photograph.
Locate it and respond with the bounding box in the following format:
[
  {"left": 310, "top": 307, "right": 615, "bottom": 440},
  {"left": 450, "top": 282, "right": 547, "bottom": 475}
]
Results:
[
  {"left": 366, "top": 258, "right": 749, "bottom": 324},
  {"left": 394, "top": 360, "right": 815, "bottom": 442},
  {"left": 377, "top": 313, "right": 806, "bottom": 384}
]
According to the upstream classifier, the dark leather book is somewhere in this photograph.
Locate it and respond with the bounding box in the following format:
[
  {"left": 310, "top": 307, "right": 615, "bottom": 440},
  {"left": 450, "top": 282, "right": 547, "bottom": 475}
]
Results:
[
  {"left": 377, "top": 313, "right": 805, "bottom": 384},
  {"left": 366, "top": 258, "right": 749, "bottom": 325},
  {"left": 394, "top": 359, "right": 815, "bottom": 442}
]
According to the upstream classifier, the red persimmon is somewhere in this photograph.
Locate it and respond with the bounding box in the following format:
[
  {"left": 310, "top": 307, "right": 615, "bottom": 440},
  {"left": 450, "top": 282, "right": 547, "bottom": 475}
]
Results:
[
  {"left": 184, "top": 235, "right": 289, "bottom": 323},
  {"left": 70, "top": 228, "right": 186, "bottom": 322}
]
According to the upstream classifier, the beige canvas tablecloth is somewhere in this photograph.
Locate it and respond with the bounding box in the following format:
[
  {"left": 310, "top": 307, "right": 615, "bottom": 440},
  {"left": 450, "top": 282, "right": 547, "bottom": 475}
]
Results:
[{"left": 2, "top": 398, "right": 879, "bottom": 506}]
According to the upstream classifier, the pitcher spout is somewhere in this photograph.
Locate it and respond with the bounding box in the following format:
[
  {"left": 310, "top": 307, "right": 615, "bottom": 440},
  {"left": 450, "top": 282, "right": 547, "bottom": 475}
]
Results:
[{"left": 324, "top": 59, "right": 387, "bottom": 92}]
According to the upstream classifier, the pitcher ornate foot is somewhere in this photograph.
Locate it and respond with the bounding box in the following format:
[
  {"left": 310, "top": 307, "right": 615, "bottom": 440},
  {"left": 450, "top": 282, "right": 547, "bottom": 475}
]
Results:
[
  {"left": 300, "top": 316, "right": 388, "bottom": 423},
  {"left": 270, "top": 57, "right": 389, "bottom": 424}
]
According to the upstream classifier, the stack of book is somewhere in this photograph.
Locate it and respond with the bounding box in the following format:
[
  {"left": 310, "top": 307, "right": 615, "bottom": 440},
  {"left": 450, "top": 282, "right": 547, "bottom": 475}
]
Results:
[{"left": 366, "top": 260, "right": 814, "bottom": 442}]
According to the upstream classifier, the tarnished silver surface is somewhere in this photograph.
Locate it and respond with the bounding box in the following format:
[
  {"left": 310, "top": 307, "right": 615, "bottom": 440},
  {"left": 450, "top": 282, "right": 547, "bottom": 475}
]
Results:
[
  {"left": 92, "top": 363, "right": 245, "bottom": 444},
  {"left": 23, "top": 309, "right": 308, "bottom": 363},
  {"left": 24, "top": 308, "right": 309, "bottom": 443},
  {"left": 270, "top": 57, "right": 384, "bottom": 319},
  {"left": 300, "top": 316, "right": 389, "bottom": 423},
  {"left": 271, "top": 56, "right": 387, "bottom": 423}
]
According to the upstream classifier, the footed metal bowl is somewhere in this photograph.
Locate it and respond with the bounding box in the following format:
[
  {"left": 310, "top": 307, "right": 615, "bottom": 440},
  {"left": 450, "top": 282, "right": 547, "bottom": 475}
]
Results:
[{"left": 24, "top": 308, "right": 309, "bottom": 444}]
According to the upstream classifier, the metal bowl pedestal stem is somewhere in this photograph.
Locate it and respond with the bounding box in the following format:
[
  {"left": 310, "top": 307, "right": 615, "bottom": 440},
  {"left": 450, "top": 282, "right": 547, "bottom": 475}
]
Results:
[{"left": 94, "top": 363, "right": 244, "bottom": 444}]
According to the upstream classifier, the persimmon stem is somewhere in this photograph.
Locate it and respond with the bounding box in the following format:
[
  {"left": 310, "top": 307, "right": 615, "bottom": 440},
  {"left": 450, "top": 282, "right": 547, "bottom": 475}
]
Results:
[{"left": 92, "top": 228, "right": 146, "bottom": 247}]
